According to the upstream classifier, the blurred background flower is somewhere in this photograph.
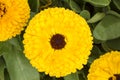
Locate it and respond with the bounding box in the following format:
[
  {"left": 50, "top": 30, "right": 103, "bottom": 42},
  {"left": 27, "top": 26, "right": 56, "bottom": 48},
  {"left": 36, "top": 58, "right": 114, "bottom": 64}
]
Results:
[{"left": 0, "top": 0, "right": 30, "bottom": 41}]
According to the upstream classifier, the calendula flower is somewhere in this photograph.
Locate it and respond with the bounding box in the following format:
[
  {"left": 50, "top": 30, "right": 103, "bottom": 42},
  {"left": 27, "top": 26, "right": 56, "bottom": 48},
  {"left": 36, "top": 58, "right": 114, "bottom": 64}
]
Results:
[
  {"left": 0, "top": 0, "right": 30, "bottom": 41},
  {"left": 23, "top": 7, "right": 93, "bottom": 77},
  {"left": 88, "top": 51, "right": 120, "bottom": 80}
]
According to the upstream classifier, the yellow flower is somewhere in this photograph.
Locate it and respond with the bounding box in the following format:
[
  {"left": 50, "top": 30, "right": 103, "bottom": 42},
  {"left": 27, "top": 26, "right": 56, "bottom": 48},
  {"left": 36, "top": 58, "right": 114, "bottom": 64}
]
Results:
[
  {"left": 23, "top": 7, "right": 93, "bottom": 77},
  {"left": 88, "top": 51, "right": 120, "bottom": 80},
  {"left": 0, "top": 0, "right": 30, "bottom": 41}
]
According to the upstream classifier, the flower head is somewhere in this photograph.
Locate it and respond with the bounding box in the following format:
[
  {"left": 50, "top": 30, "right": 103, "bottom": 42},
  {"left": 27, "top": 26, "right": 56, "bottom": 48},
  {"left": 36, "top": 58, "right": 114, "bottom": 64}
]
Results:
[
  {"left": 88, "top": 51, "right": 120, "bottom": 80},
  {"left": 23, "top": 7, "right": 93, "bottom": 77},
  {"left": 0, "top": 0, "right": 30, "bottom": 41}
]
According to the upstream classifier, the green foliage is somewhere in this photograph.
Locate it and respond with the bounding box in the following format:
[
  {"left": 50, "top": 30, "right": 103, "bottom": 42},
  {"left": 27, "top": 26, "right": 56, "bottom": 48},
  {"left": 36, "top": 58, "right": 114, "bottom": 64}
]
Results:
[
  {"left": 87, "top": 12, "right": 105, "bottom": 23},
  {"left": 4, "top": 69, "right": 10, "bottom": 80},
  {"left": 107, "top": 10, "right": 120, "bottom": 17},
  {"left": 64, "top": 0, "right": 81, "bottom": 13},
  {"left": 105, "top": 37, "right": 120, "bottom": 50},
  {"left": 113, "top": 0, "right": 120, "bottom": 10},
  {"left": 88, "top": 45, "right": 102, "bottom": 64},
  {"left": 84, "top": 0, "right": 111, "bottom": 7},
  {"left": 93, "top": 14, "right": 120, "bottom": 41},
  {"left": 0, "top": 43, "right": 5, "bottom": 56},
  {"left": 30, "top": 12, "right": 36, "bottom": 20},
  {"left": 2, "top": 37, "right": 40, "bottom": 80},
  {"left": 0, "top": 57, "right": 5, "bottom": 80},
  {"left": 64, "top": 72, "right": 79, "bottom": 80},
  {"left": 28, "top": 0, "right": 40, "bottom": 12},
  {"left": 80, "top": 10, "right": 90, "bottom": 20},
  {"left": 0, "top": 0, "right": 120, "bottom": 80}
]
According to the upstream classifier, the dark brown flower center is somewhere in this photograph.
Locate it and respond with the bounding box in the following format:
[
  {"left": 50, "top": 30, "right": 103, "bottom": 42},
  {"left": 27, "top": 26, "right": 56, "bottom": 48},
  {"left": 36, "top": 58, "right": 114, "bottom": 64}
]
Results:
[
  {"left": 50, "top": 34, "right": 66, "bottom": 50},
  {"left": 0, "top": 2, "right": 7, "bottom": 18},
  {"left": 109, "top": 74, "right": 120, "bottom": 80}
]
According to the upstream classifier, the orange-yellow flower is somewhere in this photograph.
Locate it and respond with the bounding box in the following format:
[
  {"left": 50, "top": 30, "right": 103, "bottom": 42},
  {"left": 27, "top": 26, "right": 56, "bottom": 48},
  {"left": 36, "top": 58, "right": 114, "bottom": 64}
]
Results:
[
  {"left": 23, "top": 7, "right": 93, "bottom": 77},
  {"left": 0, "top": 0, "right": 30, "bottom": 41},
  {"left": 88, "top": 51, "right": 120, "bottom": 80}
]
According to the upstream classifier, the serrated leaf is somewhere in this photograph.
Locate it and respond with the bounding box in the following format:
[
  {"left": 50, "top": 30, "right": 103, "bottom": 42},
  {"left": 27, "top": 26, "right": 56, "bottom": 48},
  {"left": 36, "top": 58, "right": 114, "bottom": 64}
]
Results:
[
  {"left": 80, "top": 10, "right": 90, "bottom": 20},
  {"left": 3, "top": 37, "right": 40, "bottom": 80},
  {"left": 64, "top": 72, "right": 79, "bottom": 80},
  {"left": 0, "top": 57, "right": 5, "bottom": 80},
  {"left": 84, "top": 0, "right": 111, "bottom": 7},
  {"left": 93, "top": 14, "right": 120, "bottom": 41},
  {"left": 113, "top": 0, "right": 120, "bottom": 10},
  {"left": 87, "top": 12, "right": 105, "bottom": 23}
]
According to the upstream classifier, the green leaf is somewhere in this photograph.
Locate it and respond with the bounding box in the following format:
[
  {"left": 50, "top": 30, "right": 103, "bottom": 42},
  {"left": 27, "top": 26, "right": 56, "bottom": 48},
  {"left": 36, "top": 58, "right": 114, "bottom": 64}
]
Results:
[
  {"left": 101, "top": 42, "right": 111, "bottom": 51},
  {"left": 0, "top": 42, "right": 4, "bottom": 56},
  {"left": 93, "top": 14, "right": 120, "bottom": 41},
  {"left": 93, "top": 38, "right": 103, "bottom": 44},
  {"left": 69, "top": 0, "right": 81, "bottom": 13},
  {"left": 4, "top": 69, "right": 10, "bottom": 80},
  {"left": 78, "top": 70, "right": 87, "bottom": 80},
  {"left": 28, "top": 0, "right": 40, "bottom": 12},
  {"left": 78, "top": 74, "right": 85, "bottom": 80},
  {"left": 30, "top": 12, "right": 36, "bottom": 20},
  {"left": 87, "top": 12, "right": 105, "bottom": 23},
  {"left": 0, "top": 57, "right": 5, "bottom": 80},
  {"left": 64, "top": 72, "right": 79, "bottom": 80},
  {"left": 64, "top": 0, "right": 81, "bottom": 13},
  {"left": 105, "top": 37, "right": 120, "bottom": 50},
  {"left": 84, "top": 0, "right": 111, "bottom": 7},
  {"left": 88, "top": 45, "right": 102, "bottom": 64},
  {"left": 80, "top": 10, "right": 90, "bottom": 20},
  {"left": 113, "top": 0, "right": 120, "bottom": 10},
  {"left": 107, "top": 10, "right": 120, "bottom": 18},
  {"left": 3, "top": 37, "right": 40, "bottom": 80}
]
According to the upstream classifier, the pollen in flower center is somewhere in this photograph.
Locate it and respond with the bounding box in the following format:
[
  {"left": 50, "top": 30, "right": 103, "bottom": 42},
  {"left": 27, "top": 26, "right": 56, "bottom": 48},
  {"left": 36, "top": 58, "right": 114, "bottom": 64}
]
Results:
[
  {"left": 0, "top": 2, "right": 6, "bottom": 18},
  {"left": 50, "top": 34, "right": 66, "bottom": 50},
  {"left": 109, "top": 74, "right": 120, "bottom": 80}
]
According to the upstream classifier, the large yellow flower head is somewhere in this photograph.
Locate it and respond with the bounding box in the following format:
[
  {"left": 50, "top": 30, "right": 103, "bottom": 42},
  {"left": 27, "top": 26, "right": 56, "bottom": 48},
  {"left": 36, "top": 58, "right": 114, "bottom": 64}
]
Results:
[
  {"left": 23, "top": 7, "right": 93, "bottom": 77},
  {"left": 88, "top": 51, "right": 120, "bottom": 80},
  {"left": 0, "top": 0, "right": 30, "bottom": 41}
]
